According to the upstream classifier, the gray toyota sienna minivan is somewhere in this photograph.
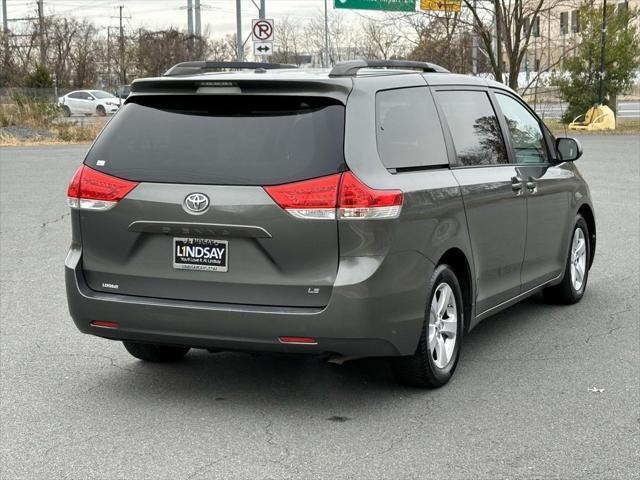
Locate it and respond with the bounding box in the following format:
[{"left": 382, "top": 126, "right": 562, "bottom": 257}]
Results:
[{"left": 65, "top": 60, "right": 595, "bottom": 387}]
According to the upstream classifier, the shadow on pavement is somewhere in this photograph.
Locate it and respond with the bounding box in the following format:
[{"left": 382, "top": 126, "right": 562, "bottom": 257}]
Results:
[{"left": 86, "top": 291, "right": 571, "bottom": 410}]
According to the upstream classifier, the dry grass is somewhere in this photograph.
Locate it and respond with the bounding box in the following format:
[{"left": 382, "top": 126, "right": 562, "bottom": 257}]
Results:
[
  {"left": 544, "top": 118, "right": 640, "bottom": 136},
  {"left": 52, "top": 120, "right": 105, "bottom": 143},
  {"left": 0, "top": 92, "right": 107, "bottom": 145},
  {"left": 0, "top": 96, "right": 59, "bottom": 129},
  {"left": 0, "top": 119, "right": 106, "bottom": 146}
]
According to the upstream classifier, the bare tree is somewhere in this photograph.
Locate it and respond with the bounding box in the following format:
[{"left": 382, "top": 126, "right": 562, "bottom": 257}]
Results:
[
  {"left": 272, "top": 16, "right": 301, "bottom": 64},
  {"left": 209, "top": 36, "right": 234, "bottom": 62},
  {"left": 72, "top": 21, "right": 98, "bottom": 87},
  {"left": 360, "top": 17, "right": 401, "bottom": 59},
  {"left": 47, "top": 17, "right": 79, "bottom": 87},
  {"left": 462, "top": 0, "right": 565, "bottom": 89},
  {"left": 137, "top": 28, "right": 210, "bottom": 77}
]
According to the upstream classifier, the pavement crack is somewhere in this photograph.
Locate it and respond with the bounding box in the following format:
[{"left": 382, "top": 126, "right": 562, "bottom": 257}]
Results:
[
  {"left": 40, "top": 211, "right": 70, "bottom": 228},
  {"left": 184, "top": 455, "right": 230, "bottom": 480},
  {"left": 263, "top": 419, "right": 291, "bottom": 465}
]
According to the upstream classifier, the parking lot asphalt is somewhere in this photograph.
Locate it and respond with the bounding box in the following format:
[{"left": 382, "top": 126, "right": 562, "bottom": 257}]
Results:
[{"left": 1, "top": 135, "right": 638, "bottom": 480}]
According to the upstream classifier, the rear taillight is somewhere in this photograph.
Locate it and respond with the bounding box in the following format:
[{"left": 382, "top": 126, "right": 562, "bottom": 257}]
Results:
[
  {"left": 67, "top": 165, "right": 138, "bottom": 211},
  {"left": 338, "top": 172, "right": 403, "bottom": 220},
  {"left": 264, "top": 174, "right": 341, "bottom": 220},
  {"left": 264, "top": 172, "right": 403, "bottom": 220}
]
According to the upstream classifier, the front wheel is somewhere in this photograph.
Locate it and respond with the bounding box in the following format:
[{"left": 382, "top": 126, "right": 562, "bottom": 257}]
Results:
[
  {"left": 544, "top": 214, "right": 590, "bottom": 304},
  {"left": 96, "top": 105, "right": 106, "bottom": 116},
  {"left": 391, "top": 264, "right": 464, "bottom": 388},
  {"left": 123, "top": 342, "right": 190, "bottom": 362}
]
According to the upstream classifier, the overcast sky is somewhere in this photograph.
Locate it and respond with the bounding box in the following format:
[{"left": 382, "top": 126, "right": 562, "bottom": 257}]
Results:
[{"left": 4, "top": 0, "right": 373, "bottom": 37}]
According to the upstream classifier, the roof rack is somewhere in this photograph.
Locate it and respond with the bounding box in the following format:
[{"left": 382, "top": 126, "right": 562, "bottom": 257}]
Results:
[
  {"left": 163, "top": 61, "right": 298, "bottom": 77},
  {"left": 329, "top": 59, "right": 449, "bottom": 77}
]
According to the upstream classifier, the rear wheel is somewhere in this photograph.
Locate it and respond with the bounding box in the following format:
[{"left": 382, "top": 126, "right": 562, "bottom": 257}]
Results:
[
  {"left": 392, "top": 264, "right": 464, "bottom": 388},
  {"left": 123, "top": 341, "right": 190, "bottom": 362},
  {"left": 96, "top": 105, "right": 106, "bottom": 116},
  {"left": 62, "top": 105, "right": 71, "bottom": 117},
  {"left": 544, "top": 214, "right": 590, "bottom": 304}
]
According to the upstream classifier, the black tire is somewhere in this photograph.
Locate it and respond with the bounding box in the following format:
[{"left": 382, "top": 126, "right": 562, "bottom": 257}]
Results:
[
  {"left": 123, "top": 341, "right": 190, "bottom": 362},
  {"left": 62, "top": 105, "right": 71, "bottom": 117},
  {"left": 391, "top": 264, "right": 464, "bottom": 388},
  {"left": 543, "top": 214, "right": 590, "bottom": 304},
  {"left": 96, "top": 105, "right": 106, "bottom": 116}
]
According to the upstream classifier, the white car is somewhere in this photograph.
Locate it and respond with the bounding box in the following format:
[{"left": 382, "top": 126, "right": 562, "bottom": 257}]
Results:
[{"left": 58, "top": 90, "right": 121, "bottom": 117}]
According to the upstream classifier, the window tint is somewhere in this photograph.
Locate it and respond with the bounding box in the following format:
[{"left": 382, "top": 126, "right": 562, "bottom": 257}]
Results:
[
  {"left": 436, "top": 90, "right": 508, "bottom": 166},
  {"left": 85, "top": 95, "right": 346, "bottom": 185},
  {"left": 495, "top": 93, "right": 549, "bottom": 164},
  {"left": 69, "top": 92, "right": 84, "bottom": 99},
  {"left": 376, "top": 87, "right": 448, "bottom": 169}
]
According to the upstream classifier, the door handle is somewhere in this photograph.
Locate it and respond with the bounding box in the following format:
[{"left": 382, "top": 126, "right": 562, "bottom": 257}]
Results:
[{"left": 511, "top": 177, "right": 523, "bottom": 194}]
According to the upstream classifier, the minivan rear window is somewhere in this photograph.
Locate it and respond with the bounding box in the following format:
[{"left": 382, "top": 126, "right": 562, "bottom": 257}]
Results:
[{"left": 85, "top": 96, "right": 346, "bottom": 185}]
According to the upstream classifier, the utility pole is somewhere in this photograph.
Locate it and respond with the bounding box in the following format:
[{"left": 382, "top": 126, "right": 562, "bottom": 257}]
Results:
[
  {"left": 194, "top": 0, "right": 201, "bottom": 37},
  {"left": 2, "top": 0, "right": 8, "bottom": 36},
  {"left": 119, "top": 5, "right": 125, "bottom": 84},
  {"left": 187, "top": 0, "right": 193, "bottom": 36},
  {"left": 2, "top": 0, "right": 8, "bottom": 70},
  {"left": 471, "top": 0, "right": 477, "bottom": 75},
  {"left": 324, "top": 0, "right": 330, "bottom": 67},
  {"left": 598, "top": 0, "right": 607, "bottom": 104},
  {"left": 37, "top": 0, "right": 45, "bottom": 66},
  {"left": 235, "top": 0, "right": 243, "bottom": 61},
  {"left": 107, "top": 27, "right": 111, "bottom": 89},
  {"left": 494, "top": 0, "right": 502, "bottom": 84}
]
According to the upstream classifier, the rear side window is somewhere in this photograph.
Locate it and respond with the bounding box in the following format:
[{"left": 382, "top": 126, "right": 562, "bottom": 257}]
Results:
[
  {"left": 375, "top": 87, "right": 448, "bottom": 169},
  {"left": 436, "top": 90, "right": 508, "bottom": 166},
  {"left": 85, "top": 96, "right": 345, "bottom": 185}
]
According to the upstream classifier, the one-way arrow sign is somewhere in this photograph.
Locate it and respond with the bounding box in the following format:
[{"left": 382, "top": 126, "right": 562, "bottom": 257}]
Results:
[{"left": 253, "top": 41, "right": 273, "bottom": 56}]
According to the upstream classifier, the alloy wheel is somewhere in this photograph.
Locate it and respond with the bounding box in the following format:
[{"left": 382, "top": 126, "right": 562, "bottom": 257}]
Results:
[
  {"left": 570, "top": 227, "right": 587, "bottom": 292},
  {"left": 428, "top": 283, "right": 458, "bottom": 369}
]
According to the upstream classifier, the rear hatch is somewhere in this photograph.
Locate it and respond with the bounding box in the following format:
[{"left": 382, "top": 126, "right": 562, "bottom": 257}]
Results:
[{"left": 78, "top": 94, "right": 346, "bottom": 307}]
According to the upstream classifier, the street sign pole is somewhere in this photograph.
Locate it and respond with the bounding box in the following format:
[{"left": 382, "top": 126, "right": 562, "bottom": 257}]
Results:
[
  {"left": 598, "top": 0, "right": 607, "bottom": 104},
  {"left": 236, "top": 0, "right": 243, "bottom": 61},
  {"left": 324, "top": 0, "right": 330, "bottom": 67}
]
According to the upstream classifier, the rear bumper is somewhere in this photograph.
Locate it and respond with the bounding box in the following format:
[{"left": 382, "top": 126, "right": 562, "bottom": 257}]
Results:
[{"left": 65, "top": 246, "right": 433, "bottom": 357}]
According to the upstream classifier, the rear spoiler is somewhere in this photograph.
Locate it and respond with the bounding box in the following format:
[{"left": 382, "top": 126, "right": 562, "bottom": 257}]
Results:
[
  {"left": 164, "top": 61, "right": 298, "bottom": 76},
  {"left": 128, "top": 77, "right": 353, "bottom": 104}
]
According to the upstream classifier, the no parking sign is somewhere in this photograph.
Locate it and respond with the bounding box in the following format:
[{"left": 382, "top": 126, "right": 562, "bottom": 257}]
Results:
[{"left": 252, "top": 19, "right": 274, "bottom": 42}]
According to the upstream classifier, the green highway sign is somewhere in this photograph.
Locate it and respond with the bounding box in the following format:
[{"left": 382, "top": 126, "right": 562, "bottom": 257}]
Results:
[{"left": 334, "top": 0, "right": 416, "bottom": 12}]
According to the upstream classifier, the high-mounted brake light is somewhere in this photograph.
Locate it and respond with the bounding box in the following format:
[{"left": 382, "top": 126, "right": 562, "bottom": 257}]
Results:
[
  {"left": 264, "top": 172, "right": 403, "bottom": 220},
  {"left": 67, "top": 165, "right": 138, "bottom": 211}
]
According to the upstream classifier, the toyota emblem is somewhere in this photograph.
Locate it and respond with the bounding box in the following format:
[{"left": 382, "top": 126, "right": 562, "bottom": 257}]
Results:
[{"left": 184, "top": 193, "right": 210, "bottom": 214}]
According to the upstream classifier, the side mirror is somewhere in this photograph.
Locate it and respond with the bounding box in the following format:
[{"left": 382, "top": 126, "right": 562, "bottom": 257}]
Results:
[{"left": 556, "top": 137, "right": 583, "bottom": 162}]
